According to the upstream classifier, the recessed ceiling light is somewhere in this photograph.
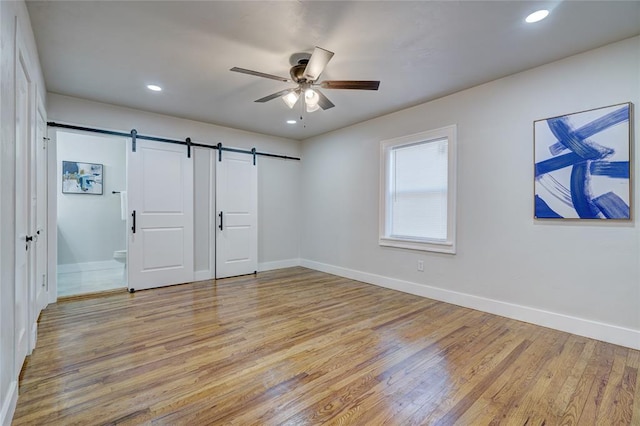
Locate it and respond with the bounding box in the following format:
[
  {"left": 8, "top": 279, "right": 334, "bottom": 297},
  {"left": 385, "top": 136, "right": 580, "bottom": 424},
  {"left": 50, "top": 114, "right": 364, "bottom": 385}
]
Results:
[
  {"left": 147, "top": 84, "right": 162, "bottom": 92},
  {"left": 525, "top": 9, "right": 549, "bottom": 23},
  {"left": 286, "top": 120, "right": 296, "bottom": 124}
]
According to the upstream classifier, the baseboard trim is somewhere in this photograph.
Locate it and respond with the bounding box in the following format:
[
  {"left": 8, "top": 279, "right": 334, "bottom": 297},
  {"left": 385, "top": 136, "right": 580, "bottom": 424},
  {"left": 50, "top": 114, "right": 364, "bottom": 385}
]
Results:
[
  {"left": 300, "top": 259, "right": 640, "bottom": 350},
  {"left": 0, "top": 380, "right": 17, "bottom": 426},
  {"left": 30, "top": 321, "right": 38, "bottom": 355},
  {"left": 258, "top": 259, "right": 301, "bottom": 272},
  {"left": 58, "top": 260, "right": 122, "bottom": 274}
]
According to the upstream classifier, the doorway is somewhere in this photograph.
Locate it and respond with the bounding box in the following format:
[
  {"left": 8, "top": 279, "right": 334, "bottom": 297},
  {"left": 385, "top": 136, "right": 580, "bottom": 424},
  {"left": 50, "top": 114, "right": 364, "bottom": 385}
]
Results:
[
  {"left": 49, "top": 123, "right": 265, "bottom": 294},
  {"left": 55, "top": 131, "right": 128, "bottom": 297}
]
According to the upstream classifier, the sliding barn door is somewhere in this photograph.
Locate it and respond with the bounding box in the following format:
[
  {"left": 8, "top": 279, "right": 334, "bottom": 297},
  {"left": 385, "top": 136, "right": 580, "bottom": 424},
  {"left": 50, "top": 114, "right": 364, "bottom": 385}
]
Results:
[
  {"left": 127, "top": 140, "right": 194, "bottom": 291},
  {"left": 215, "top": 150, "right": 257, "bottom": 278}
]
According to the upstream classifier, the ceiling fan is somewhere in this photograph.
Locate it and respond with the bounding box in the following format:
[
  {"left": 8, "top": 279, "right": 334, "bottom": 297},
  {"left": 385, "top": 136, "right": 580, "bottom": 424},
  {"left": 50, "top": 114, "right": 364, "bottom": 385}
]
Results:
[{"left": 230, "top": 46, "right": 380, "bottom": 113}]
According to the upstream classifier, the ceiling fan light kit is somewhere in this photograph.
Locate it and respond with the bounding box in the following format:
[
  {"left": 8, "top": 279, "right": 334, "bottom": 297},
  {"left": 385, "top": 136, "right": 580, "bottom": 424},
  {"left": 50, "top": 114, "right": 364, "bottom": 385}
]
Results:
[
  {"left": 282, "top": 90, "right": 300, "bottom": 108},
  {"left": 231, "top": 46, "right": 380, "bottom": 115}
]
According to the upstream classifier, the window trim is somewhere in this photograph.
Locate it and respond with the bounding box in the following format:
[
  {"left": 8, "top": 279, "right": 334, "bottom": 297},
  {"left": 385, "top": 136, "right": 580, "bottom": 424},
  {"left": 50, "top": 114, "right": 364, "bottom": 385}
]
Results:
[{"left": 379, "top": 125, "right": 457, "bottom": 254}]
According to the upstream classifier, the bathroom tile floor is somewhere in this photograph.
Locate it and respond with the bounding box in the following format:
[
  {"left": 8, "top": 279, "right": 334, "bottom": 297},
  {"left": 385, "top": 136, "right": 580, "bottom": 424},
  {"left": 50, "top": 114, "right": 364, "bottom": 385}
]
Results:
[{"left": 57, "top": 266, "right": 126, "bottom": 297}]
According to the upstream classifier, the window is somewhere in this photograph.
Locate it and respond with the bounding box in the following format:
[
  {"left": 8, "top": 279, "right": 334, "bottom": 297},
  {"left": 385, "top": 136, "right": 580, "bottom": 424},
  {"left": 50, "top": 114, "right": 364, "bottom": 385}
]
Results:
[{"left": 379, "top": 125, "right": 456, "bottom": 253}]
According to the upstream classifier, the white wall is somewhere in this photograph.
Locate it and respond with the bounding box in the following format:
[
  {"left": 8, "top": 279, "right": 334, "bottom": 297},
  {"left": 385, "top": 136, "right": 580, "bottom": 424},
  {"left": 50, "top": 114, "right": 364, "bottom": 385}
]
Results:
[
  {"left": 258, "top": 158, "right": 301, "bottom": 270},
  {"left": 47, "top": 94, "right": 302, "bottom": 269},
  {"left": 301, "top": 36, "right": 640, "bottom": 349},
  {"left": 0, "top": 1, "right": 47, "bottom": 424},
  {"left": 194, "top": 147, "right": 214, "bottom": 278},
  {"left": 56, "top": 131, "right": 127, "bottom": 265}
]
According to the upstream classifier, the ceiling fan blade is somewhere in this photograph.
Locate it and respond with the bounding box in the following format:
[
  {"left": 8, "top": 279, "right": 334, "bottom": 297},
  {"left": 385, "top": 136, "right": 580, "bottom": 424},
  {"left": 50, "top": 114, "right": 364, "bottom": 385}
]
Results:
[
  {"left": 302, "top": 46, "right": 334, "bottom": 81},
  {"left": 320, "top": 80, "right": 380, "bottom": 90},
  {"left": 230, "top": 67, "right": 289, "bottom": 83},
  {"left": 315, "top": 89, "right": 335, "bottom": 110},
  {"left": 255, "top": 88, "right": 297, "bottom": 103}
]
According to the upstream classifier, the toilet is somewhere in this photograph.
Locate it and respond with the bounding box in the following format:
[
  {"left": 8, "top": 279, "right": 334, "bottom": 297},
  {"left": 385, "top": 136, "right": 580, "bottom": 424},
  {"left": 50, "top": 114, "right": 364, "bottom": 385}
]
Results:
[{"left": 113, "top": 249, "right": 127, "bottom": 264}]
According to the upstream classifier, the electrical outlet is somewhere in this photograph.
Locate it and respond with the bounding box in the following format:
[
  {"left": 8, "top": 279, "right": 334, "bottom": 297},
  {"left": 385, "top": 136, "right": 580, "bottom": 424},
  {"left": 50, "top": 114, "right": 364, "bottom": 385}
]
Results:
[{"left": 417, "top": 260, "right": 424, "bottom": 272}]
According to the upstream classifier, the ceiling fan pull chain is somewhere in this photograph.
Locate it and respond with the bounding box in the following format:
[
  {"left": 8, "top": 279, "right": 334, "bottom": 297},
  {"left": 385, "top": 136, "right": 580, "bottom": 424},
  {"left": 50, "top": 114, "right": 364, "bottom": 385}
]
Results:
[{"left": 300, "top": 98, "right": 306, "bottom": 128}]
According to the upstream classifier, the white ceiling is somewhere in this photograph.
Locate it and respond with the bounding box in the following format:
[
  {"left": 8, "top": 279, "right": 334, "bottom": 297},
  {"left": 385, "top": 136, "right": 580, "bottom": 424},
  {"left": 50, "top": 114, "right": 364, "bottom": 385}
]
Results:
[{"left": 26, "top": 1, "right": 640, "bottom": 140}]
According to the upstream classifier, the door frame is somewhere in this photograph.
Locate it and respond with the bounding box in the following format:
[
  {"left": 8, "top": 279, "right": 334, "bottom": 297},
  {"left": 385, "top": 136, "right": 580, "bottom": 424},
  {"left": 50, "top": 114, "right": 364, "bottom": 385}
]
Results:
[
  {"left": 46, "top": 128, "right": 58, "bottom": 303},
  {"left": 34, "top": 92, "right": 49, "bottom": 314}
]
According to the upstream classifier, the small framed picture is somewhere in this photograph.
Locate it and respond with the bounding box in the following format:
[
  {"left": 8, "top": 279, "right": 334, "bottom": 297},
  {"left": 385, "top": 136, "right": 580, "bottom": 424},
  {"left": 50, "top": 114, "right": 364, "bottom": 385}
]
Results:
[{"left": 62, "top": 161, "right": 104, "bottom": 195}]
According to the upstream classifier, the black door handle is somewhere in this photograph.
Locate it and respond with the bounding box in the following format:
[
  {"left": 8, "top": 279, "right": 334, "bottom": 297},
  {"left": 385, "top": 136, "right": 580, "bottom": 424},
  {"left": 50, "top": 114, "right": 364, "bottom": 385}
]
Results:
[
  {"left": 219, "top": 211, "right": 223, "bottom": 231},
  {"left": 131, "top": 210, "right": 136, "bottom": 234}
]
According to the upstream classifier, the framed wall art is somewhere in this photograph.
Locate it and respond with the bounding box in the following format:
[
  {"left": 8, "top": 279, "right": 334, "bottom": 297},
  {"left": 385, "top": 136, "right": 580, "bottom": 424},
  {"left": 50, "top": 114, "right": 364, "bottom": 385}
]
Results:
[
  {"left": 534, "top": 102, "right": 632, "bottom": 219},
  {"left": 62, "top": 161, "right": 104, "bottom": 195}
]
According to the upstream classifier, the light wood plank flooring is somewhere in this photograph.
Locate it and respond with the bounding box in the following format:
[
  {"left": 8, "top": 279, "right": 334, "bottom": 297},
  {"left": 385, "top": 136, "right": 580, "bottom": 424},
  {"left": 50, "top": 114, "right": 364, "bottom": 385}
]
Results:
[{"left": 13, "top": 267, "right": 640, "bottom": 425}]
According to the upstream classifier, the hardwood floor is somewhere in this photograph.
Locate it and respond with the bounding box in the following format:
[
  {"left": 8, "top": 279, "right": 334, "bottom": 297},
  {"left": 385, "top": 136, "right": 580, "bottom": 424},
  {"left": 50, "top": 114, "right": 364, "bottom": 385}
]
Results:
[{"left": 13, "top": 267, "right": 640, "bottom": 425}]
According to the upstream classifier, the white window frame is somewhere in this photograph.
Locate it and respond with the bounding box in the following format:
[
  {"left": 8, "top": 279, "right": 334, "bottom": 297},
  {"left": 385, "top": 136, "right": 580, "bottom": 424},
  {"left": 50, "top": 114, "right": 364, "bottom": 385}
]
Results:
[{"left": 379, "top": 125, "right": 457, "bottom": 254}]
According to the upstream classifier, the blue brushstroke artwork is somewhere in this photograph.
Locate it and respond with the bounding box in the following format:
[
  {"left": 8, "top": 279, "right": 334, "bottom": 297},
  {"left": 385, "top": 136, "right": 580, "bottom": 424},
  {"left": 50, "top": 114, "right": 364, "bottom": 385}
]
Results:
[{"left": 534, "top": 103, "right": 631, "bottom": 219}]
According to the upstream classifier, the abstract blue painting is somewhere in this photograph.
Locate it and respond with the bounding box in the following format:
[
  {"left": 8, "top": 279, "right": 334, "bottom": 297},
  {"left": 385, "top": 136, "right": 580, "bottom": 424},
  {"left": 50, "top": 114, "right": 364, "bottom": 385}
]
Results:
[
  {"left": 62, "top": 161, "right": 104, "bottom": 195},
  {"left": 534, "top": 103, "right": 631, "bottom": 219}
]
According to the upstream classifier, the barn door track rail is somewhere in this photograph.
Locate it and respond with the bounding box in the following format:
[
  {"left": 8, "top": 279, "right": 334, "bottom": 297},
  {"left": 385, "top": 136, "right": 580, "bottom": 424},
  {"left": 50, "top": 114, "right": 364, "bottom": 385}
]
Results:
[{"left": 47, "top": 122, "right": 301, "bottom": 161}]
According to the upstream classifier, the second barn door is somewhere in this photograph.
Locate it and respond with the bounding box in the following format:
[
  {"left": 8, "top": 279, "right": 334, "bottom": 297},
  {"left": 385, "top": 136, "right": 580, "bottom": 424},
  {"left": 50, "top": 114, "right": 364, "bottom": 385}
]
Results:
[{"left": 215, "top": 149, "right": 257, "bottom": 278}]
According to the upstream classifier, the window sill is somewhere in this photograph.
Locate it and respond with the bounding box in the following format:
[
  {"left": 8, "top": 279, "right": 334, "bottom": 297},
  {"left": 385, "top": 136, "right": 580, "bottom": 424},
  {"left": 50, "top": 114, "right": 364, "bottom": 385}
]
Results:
[{"left": 379, "top": 236, "right": 456, "bottom": 254}]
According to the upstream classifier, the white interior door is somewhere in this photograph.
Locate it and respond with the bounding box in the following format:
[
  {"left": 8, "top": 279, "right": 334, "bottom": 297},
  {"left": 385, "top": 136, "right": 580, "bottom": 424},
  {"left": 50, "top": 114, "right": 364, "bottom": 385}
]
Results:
[
  {"left": 215, "top": 150, "right": 258, "bottom": 278},
  {"left": 127, "top": 140, "right": 194, "bottom": 291},
  {"left": 34, "top": 100, "right": 48, "bottom": 312},
  {"left": 15, "top": 48, "right": 32, "bottom": 371},
  {"left": 27, "top": 97, "right": 38, "bottom": 349}
]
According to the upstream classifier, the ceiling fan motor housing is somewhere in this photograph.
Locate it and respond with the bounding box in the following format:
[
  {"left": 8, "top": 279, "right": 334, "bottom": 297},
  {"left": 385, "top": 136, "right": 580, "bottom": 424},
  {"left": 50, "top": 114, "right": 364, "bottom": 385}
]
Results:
[{"left": 290, "top": 60, "right": 309, "bottom": 83}]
